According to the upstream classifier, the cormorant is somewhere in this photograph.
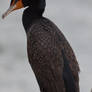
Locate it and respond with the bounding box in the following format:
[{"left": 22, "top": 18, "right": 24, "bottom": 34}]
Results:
[{"left": 2, "top": 0, "right": 80, "bottom": 92}]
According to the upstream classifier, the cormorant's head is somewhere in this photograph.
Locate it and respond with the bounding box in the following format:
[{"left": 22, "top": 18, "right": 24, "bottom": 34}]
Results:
[{"left": 2, "top": 0, "right": 46, "bottom": 19}]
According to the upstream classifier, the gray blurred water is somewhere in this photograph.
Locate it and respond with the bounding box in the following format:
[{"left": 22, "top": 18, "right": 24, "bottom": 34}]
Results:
[{"left": 0, "top": 0, "right": 92, "bottom": 92}]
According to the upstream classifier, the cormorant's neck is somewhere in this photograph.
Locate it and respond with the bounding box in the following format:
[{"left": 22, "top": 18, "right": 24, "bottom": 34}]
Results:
[{"left": 22, "top": 7, "right": 44, "bottom": 32}]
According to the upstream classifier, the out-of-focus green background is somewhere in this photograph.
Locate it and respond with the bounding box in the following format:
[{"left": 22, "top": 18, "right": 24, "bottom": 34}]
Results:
[{"left": 0, "top": 0, "right": 92, "bottom": 92}]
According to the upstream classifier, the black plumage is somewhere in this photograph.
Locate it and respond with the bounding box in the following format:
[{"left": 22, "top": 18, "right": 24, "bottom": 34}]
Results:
[
  {"left": 26, "top": 17, "right": 80, "bottom": 92},
  {"left": 3, "top": 0, "right": 80, "bottom": 92}
]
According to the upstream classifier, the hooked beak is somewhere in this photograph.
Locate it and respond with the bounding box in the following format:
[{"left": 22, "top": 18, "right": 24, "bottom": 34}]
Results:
[
  {"left": 2, "top": 5, "right": 16, "bottom": 19},
  {"left": 2, "top": 0, "right": 24, "bottom": 19}
]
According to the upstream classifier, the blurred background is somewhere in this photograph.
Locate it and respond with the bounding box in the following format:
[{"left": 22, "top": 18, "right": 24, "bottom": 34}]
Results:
[{"left": 0, "top": 0, "right": 92, "bottom": 92}]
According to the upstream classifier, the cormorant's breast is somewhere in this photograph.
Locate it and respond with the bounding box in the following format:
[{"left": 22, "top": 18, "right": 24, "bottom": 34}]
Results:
[
  {"left": 26, "top": 17, "right": 79, "bottom": 92},
  {"left": 26, "top": 17, "right": 80, "bottom": 72}
]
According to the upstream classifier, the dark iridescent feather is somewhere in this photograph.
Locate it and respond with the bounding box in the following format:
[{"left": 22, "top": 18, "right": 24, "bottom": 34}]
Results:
[
  {"left": 22, "top": 0, "right": 80, "bottom": 92},
  {"left": 26, "top": 18, "right": 80, "bottom": 92}
]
